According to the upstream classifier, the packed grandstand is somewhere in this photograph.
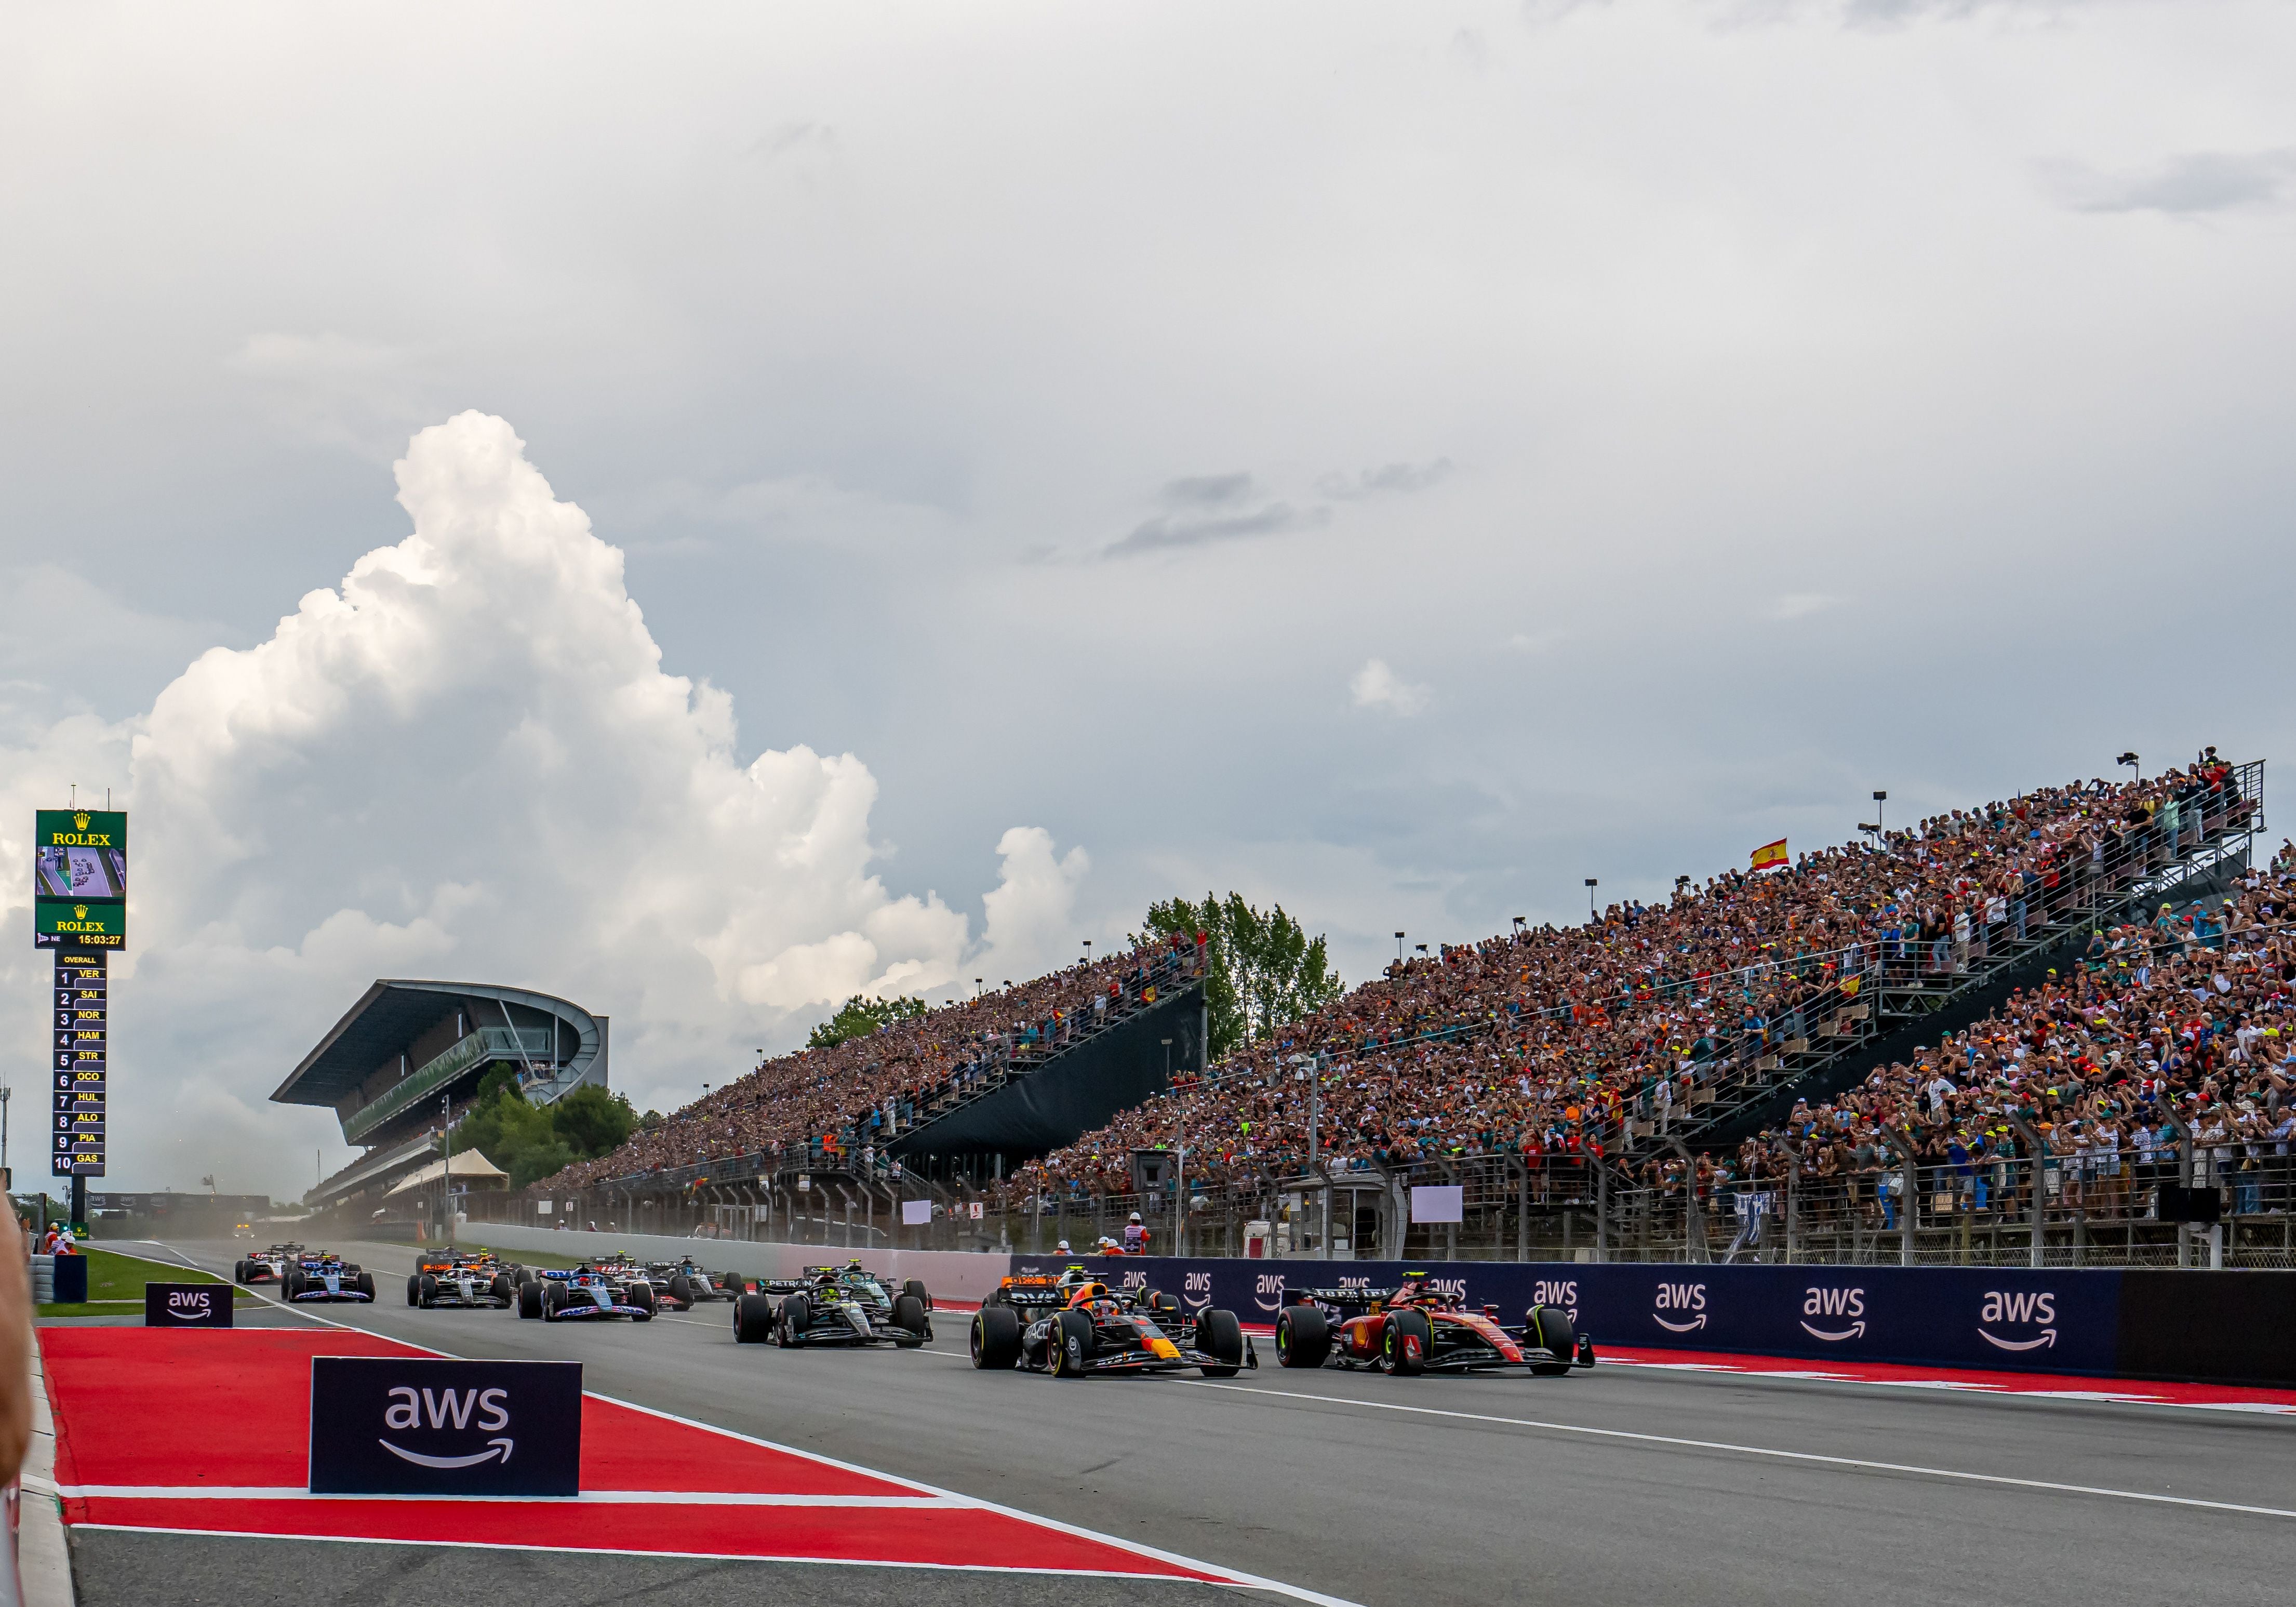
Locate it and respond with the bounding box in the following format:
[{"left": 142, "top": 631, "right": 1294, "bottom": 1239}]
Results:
[
  {"left": 540, "top": 753, "right": 2277, "bottom": 1221},
  {"left": 538, "top": 936, "right": 1207, "bottom": 1192}
]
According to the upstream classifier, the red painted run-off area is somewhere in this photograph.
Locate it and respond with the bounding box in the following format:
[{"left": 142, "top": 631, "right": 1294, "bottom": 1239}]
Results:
[
  {"left": 38, "top": 1327, "right": 1223, "bottom": 1577},
  {"left": 1592, "top": 1344, "right": 2296, "bottom": 1411}
]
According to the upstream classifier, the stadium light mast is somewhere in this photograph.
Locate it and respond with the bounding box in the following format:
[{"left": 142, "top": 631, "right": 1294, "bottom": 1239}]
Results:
[
  {"left": 1872, "top": 790, "right": 1887, "bottom": 835},
  {"left": 2118, "top": 751, "right": 2141, "bottom": 781},
  {"left": 1394, "top": 931, "right": 1405, "bottom": 965},
  {"left": 1585, "top": 878, "right": 1598, "bottom": 919},
  {"left": 440, "top": 1092, "right": 453, "bottom": 1249}
]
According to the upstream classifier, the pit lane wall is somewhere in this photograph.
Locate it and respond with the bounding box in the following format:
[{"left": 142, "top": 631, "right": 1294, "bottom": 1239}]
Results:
[
  {"left": 458, "top": 1224, "right": 1020, "bottom": 1305},
  {"left": 452, "top": 1227, "right": 2296, "bottom": 1386},
  {"left": 1012, "top": 1254, "right": 2296, "bottom": 1389}
]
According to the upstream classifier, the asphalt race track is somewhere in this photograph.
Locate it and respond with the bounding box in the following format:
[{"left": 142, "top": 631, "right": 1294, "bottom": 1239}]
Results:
[{"left": 46, "top": 1239, "right": 2296, "bottom": 1606}]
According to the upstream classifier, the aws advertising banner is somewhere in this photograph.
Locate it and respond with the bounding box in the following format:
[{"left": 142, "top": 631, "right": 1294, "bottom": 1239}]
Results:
[
  {"left": 310, "top": 1357, "right": 582, "bottom": 1496},
  {"left": 1013, "top": 1254, "right": 2120, "bottom": 1378}
]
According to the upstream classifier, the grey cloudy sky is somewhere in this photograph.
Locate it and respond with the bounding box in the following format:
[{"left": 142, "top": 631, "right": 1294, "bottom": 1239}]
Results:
[{"left": 4, "top": 1, "right": 2293, "bottom": 1196}]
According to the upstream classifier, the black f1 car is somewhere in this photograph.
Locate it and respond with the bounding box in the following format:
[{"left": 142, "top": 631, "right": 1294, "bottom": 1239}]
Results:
[
  {"left": 644, "top": 1259, "right": 745, "bottom": 1308},
  {"left": 1273, "top": 1275, "right": 1593, "bottom": 1376},
  {"left": 408, "top": 1251, "right": 520, "bottom": 1309},
  {"left": 234, "top": 1244, "right": 301, "bottom": 1284},
  {"left": 733, "top": 1261, "right": 931, "bottom": 1347},
  {"left": 518, "top": 1265, "right": 657, "bottom": 1322},
  {"left": 281, "top": 1252, "right": 377, "bottom": 1304},
  {"left": 969, "top": 1268, "right": 1250, "bottom": 1378}
]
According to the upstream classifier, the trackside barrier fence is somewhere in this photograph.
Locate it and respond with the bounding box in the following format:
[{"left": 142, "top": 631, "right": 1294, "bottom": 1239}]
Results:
[
  {"left": 1011, "top": 1254, "right": 2296, "bottom": 1388},
  {"left": 457, "top": 1224, "right": 2296, "bottom": 1387}
]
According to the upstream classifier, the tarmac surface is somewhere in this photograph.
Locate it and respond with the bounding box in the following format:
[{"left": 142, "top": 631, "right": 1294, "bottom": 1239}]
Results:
[{"left": 43, "top": 1238, "right": 2296, "bottom": 1606}]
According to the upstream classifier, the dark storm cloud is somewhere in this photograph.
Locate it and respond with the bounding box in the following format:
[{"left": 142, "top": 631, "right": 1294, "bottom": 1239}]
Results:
[{"left": 1105, "top": 500, "right": 1323, "bottom": 557}]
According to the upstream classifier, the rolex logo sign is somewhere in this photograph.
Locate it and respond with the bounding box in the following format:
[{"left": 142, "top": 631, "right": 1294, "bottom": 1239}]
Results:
[
  {"left": 73, "top": 813, "right": 89, "bottom": 830},
  {"left": 74, "top": 905, "right": 87, "bottom": 920}
]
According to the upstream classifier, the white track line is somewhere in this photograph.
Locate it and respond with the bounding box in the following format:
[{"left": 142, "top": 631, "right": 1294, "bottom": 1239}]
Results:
[
  {"left": 1174, "top": 1380, "right": 2296, "bottom": 1521},
  {"left": 56, "top": 1485, "right": 961, "bottom": 1507},
  {"left": 62, "top": 1525, "right": 1219, "bottom": 1582}
]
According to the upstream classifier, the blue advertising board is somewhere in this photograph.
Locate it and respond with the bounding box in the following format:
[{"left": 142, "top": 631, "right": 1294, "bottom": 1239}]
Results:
[{"left": 1010, "top": 1254, "right": 2122, "bottom": 1378}]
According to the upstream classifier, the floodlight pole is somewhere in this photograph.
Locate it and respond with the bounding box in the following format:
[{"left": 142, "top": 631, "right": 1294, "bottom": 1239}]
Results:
[
  {"left": 1165, "top": 1038, "right": 1180, "bottom": 1255},
  {"left": 440, "top": 1093, "right": 453, "bottom": 1248}
]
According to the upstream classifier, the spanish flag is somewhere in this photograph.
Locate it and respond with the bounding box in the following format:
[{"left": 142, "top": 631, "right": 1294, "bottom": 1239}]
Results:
[{"left": 1750, "top": 837, "right": 1789, "bottom": 872}]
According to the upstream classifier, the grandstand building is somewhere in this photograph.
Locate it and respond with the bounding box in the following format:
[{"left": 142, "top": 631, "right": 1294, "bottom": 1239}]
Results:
[{"left": 275, "top": 980, "right": 606, "bottom": 1212}]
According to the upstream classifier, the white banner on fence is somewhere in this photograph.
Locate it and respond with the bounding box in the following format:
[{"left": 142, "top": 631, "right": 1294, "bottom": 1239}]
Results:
[
  {"left": 1409, "top": 1185, "right": 1464, "bottom": 1224},
  {"left": 901, "top": 1200, "right": 932, "bottom": 1226}
]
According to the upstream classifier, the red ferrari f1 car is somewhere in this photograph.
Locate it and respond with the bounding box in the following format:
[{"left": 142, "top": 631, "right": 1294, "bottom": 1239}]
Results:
[{"left": 1273, "top": 1274, "right": 1594, "bottom": 1376}]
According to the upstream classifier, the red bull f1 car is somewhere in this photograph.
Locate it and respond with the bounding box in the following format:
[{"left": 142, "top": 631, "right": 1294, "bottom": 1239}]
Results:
[
  {"left": 734, "top": 1261, "right": 931, "bottom": 1346},
  {"left": 281, "top": 1251, "right": 378, "bottom": 1304},
  {"left": 969, "top": 1267, "right": 1250, "bottom": 1378},
  {"left": 518, "top": 1265, "right": 657, "bottom": 1322},
  {"left": 1273, "top": 1274, "right": 1593, "bottom": 1376}
]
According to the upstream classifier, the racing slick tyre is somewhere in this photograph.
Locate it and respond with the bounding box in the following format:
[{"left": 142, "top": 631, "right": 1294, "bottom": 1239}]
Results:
[
  {"left": 1275, "top": 1305, "right": 1331, "bottom": 1369},
  {"left": 518, "top": 1281, "right": 544, "bottom": 1320},
  {"left": 233, "top": 1261, "right": 248, "bottom": 1284},
  {"left": 779, "top": 1294, "right": 811, "bottom": 1346},
  {"left": 1383, "top": 1308, "right": 1431, "bottom": 1376},
  {"left": 891, "top": 1293, "right": 928, "bottom": 1345},
  {"left": 544, "top": 1281, "right": 568, "bottom": 1320},
  {"left": 406, "top": 1274, "right": 421, "bottom": 1307},
  {"left": 1195, "top": 1308, "right": 1245, "bottom": 1378},
  {"left": 630, "top": 1283, "right": 657, "bottom": 1320},
  {"left": 669, "top": 1274, "right": 696, "bottom": 1306},
  {"left": 489, "top": 1274, "right": 514, "bottom": 1307},
  {"left": 1049, "top": 1310, "right": 1096, "bottom": 1378},
  {"left": 970, "top": 1305, "right": 1022, "bottom": 1370},
  {"left": 1521, "top": 1305, "right": 1576, "bottom": 1376},
  {"left": 418, "top": 1273, "right": 438, "bottom": 1309},
  {"left": 356, "top": 1271, "right": 378, "bottom": 1301},
  {"left": 902, "top": 1278, "right": 932, "bottom": 1311},
  {"left": 733, "top": 1293, "right": 776, "bottom": 1344},
  {"left": 282, "top": 1269, "right": 305, "bottom": 1300}
]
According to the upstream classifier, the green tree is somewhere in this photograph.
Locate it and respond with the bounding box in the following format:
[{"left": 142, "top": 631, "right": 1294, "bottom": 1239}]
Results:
[
  {"left": 551, "top": 1083, "right": 636, "bottom": 1158},
  {"left": 807, "top": 993, "right": 928, "bottom": 1049},
  {"left": 1144, "top": 893, "right": 1343, "bottom": 1060},
  {"left": 451, "top": 1073, "right": 635, "bottom": 1189}
]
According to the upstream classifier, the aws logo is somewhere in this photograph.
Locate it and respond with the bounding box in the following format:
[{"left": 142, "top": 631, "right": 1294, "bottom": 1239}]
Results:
[
  {"left": 381, "top": 1386, "right": 514, "bottom": 1469},
  {"left": 161, "top": 1290, "right": 215, "bottom": 1321},
  {"left": 1253, "top": 1272, "right": 1287, "bottom": 1312},
  {"left": 1183, "top": 1270, "right": 1213, "bottom": 1311},
  {"left": 1424, "top": 1277, "right": 1468, "bottom": 1302},
  {"left": 1652, "top": 1280, "right": 1707, "bottom": 1333},
  {"left": 1799, "top": 1286, "right": 1866, "bottom": 1342},
  {"left": 1978, "top": 1290, "right": 2057, "bottom": 1351},
  {"left": 1530, "top": 1279, "right": 1581, "bottom": 1324}
]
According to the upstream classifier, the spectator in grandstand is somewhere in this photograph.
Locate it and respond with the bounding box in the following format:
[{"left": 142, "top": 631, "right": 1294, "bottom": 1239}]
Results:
[{"left": 997, "top": 760, "right": 2258, "bottom": 1213}]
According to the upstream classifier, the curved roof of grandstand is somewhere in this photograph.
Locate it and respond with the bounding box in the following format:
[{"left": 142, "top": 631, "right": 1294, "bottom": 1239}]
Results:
[{"left": 272, "top": 979, "right": 602, "bottom": 1107}]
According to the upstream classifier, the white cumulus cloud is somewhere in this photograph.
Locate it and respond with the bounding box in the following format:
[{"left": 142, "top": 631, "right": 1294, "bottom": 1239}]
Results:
[
  {"left": 1350, "top": 658, "right": 1430, "bottom": 716},
  {"left": 0, "top": 413, "right": 1085, "bottom": 1196}
]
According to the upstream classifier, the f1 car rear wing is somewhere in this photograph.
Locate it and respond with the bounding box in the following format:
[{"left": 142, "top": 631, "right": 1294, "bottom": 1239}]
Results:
[{"left": 1282, "top": 1286, "right": 1402, "bottom": 1313}]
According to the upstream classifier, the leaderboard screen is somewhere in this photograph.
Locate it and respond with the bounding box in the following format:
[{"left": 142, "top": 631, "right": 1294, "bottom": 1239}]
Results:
[{"left": 33, "top": 808, "right": 126, "bottom": 949}]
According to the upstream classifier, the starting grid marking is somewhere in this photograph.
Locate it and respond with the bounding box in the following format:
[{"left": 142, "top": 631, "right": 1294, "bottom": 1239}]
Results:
[{"left": 34, "top": 1325, "right": 1359, "bottom": 1604}]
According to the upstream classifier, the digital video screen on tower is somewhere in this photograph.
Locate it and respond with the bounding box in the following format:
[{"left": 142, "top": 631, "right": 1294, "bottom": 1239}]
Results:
[{"left": 32, "top": 808, "right": 128, "bottom": 949}]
